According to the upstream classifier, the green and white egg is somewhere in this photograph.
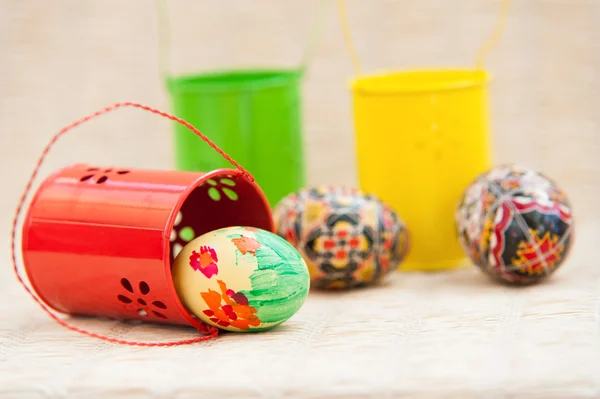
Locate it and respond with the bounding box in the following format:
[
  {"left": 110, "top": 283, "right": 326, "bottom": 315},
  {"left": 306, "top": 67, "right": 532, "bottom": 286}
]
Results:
[{"left": 172, "top": 226, "right": 310, "bottom": 332}]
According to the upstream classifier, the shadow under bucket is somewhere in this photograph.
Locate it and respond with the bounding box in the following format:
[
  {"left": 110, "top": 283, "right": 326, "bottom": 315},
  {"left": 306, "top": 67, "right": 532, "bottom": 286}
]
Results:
[
  {"left": 166, "top": 69, "right": 306, "bottom": 207},
  {"left": 21, "top": 164, "right": 274, "bottom": 334},
  {"left": 351, "top": 69, "right": 493, "bottom": 271}
]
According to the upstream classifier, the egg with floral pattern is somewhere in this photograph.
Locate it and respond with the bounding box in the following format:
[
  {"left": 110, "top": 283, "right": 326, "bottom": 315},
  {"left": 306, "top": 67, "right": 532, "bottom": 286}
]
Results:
[
  {"left": 455, "top": 164, "right": 574, "bottom": 285},
  {"left": 172, "top": 226, "right": 310, "bottom": 332},
  {"left": 273, "top": 186, "right": 409, "bottom": 290}
]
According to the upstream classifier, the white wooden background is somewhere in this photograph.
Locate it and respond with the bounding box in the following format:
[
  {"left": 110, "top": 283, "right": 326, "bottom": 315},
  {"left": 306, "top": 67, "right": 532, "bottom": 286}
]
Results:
[{"left": 1, "top": 1, "right": 599, "bottom": 397}]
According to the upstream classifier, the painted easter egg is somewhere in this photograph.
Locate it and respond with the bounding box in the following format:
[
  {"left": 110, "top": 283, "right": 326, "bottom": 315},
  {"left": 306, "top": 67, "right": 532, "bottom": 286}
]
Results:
[
  {"left": 273, "top": 186, "right": 409, "bottom": 290},
  {"left": 455, "top": 164, "right": 574, "bottom": 285},
  {"left": 172, "top": 226, "right": 310, "bottom": 332}
]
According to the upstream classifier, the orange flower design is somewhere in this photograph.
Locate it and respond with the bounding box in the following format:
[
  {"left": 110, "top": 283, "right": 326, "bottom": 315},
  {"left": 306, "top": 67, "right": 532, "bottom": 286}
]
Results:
[
  {"left": 201, "top": 280, "right": 260, "bottom": 330},
  {"left": 231, "top": 236, "right": 261, "bottom": 256}
]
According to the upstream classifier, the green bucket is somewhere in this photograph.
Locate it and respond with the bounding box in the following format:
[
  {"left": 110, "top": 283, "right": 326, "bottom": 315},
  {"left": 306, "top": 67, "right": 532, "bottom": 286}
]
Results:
[
  {"left": 166, "top": 68, "right": 305, "bottom": 207},
  {"left": 157, "top": 1, "right": 329, "bottom": 206}
]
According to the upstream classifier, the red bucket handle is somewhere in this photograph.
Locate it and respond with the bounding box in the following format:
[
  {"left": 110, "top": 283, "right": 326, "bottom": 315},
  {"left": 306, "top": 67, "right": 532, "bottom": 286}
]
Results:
[{"left": 8, "top": 101, "right": 256, "bottom": 346}]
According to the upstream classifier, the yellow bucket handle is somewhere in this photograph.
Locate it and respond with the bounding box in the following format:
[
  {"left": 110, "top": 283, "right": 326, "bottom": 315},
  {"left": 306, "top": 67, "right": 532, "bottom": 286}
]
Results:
[
  {"left": 337, "top": 0, "right": 512, "bottom": 75},
  {"left": 475, "top": 0, "right": 513, "bottom": 70}
]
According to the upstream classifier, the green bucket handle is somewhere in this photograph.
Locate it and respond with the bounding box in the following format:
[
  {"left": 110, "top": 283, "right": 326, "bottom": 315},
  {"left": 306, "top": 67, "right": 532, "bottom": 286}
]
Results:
[{"left": 155, "top": 0, "right": 332, "bottom": 81}]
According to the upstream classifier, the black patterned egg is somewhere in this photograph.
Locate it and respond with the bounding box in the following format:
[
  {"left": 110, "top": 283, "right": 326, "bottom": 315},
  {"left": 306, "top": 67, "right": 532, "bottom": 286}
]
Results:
[
  {"left": 455, "top": 165, "right": 574, "bottom": 285},
  {"left": 273, "top": 186, "right": 409, "bottom": 289}
]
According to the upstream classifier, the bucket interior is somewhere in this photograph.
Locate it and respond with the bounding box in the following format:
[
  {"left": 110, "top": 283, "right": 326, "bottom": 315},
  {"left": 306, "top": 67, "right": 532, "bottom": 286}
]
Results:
[
  {"left": 351, "top": 69, "right": 489, "bottom": 95},
  {"left": 168, "top": 170, "right": 274, "bottom": 263},
  {"left": 164, "top": 170, "right": 273, "bottom": 329},
  {"left": 166, "top": 69, "right": 302, "bottom": 94}
]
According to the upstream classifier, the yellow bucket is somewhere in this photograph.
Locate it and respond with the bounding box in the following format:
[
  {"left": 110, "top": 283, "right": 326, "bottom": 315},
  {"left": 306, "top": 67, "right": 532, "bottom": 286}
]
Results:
[
  {"left": 338, "top": 0, "right": 511, "bottom": 271},
  {"left": 351, "top": 69, "right": 492, "bottom": 271}
]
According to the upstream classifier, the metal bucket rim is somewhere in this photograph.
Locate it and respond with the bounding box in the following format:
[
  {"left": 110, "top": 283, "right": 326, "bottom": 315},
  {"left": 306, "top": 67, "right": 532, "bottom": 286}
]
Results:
[
  {"left": 350, "top": 68, "right": 491, "bottom": 96},
  {"left": 166, "top": 68, "right": 303, "bottom": 95},
  {"left": 162, "top": 167, "right": 259, "bottom": 330}
]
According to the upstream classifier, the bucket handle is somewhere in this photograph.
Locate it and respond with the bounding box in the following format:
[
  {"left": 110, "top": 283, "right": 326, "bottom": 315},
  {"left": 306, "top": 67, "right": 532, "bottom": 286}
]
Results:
[
  {"left": 474, "top": 0, "right": 512, "bottom": 70},
  {"left": 155, "top": 0, "right": 331, "bottom": 80},
  {"left": 10, "top": 102, "right": 262, "bottom": 346},
  {"left": 337, "top": 0, "right": 512, "bottom": 75},
  {"left": 298, "top": 0, "right": 332, "bottom": 76}
]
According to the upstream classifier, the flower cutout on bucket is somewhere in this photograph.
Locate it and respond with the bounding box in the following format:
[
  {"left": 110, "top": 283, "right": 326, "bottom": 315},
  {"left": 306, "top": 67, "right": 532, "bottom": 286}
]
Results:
[
  {"left": 117, "top": 278, "right": 168, "bottom": 319},
  {"left": 201, "top": 280, "right": 260, "bottom": 330},
  {"left": 204, "top": 177, "right": 238, "bottom": 201},
  {"left": 170, "top": 211, "right": 196, "bottom": 259},
  {"left": 80, "top": 167, "right": 130, "bottom": 184}
]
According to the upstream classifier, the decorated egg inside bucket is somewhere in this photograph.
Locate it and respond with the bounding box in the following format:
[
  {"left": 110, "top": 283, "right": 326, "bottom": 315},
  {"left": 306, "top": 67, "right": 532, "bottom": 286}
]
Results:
[
  {"left": 172, "top": 226, "right": 310, "bottom": 332},
  {"left": 273, "top": 186, "right": 409, "bottom": 289},
  {"left": 455, "top": 164, "right": 574, "bottom": 285}
]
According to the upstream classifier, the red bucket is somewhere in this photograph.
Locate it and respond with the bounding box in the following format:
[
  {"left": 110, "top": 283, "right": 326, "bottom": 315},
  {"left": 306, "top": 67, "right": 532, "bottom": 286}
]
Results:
[{"left": 13, "top": 102, "right": 273, "bottom": 343}]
